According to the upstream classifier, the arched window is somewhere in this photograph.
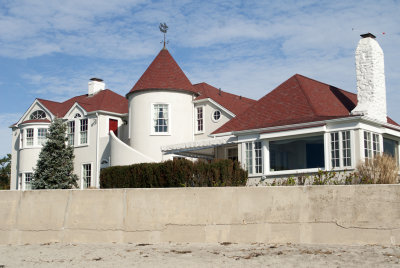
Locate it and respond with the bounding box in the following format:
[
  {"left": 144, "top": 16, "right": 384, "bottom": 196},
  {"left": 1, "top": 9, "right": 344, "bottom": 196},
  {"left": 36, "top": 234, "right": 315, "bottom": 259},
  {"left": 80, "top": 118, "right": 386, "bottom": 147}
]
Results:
[
  {"left": 74, "top": 113, "right": 82, "bottom": 118},
  {"left": 30, "top": 110, "right": 46, "bottom": 120}
]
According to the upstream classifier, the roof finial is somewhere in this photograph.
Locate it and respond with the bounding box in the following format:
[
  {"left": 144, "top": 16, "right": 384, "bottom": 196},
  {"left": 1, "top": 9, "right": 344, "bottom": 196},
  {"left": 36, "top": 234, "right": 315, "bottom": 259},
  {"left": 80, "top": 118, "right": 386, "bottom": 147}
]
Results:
[{"left": 159, "top": 22, "right": 169, "bottom": 49}]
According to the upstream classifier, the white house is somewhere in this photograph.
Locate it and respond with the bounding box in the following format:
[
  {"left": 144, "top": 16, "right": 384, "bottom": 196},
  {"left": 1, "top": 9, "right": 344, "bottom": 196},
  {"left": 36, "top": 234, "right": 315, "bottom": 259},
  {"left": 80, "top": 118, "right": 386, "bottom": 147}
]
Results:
[
  {"left": 10, "top": 49, "right": 255, "bottom": 190},
  {"left": 10, "top": 33, "right": 400, "bottom": 189},
  {"left": 163, "top": 33, "right": 400, "bottom": 184}
]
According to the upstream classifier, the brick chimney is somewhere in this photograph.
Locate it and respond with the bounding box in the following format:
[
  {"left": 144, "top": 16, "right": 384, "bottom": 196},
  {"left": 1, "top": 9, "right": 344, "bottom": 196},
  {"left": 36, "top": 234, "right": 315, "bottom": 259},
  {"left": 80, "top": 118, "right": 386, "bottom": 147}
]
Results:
[
  {"left": 351, "top": 33, "right": 387, "bottom": 122},
  {"left": 88, "top": 78, "right": 105, "bottom": 96}
]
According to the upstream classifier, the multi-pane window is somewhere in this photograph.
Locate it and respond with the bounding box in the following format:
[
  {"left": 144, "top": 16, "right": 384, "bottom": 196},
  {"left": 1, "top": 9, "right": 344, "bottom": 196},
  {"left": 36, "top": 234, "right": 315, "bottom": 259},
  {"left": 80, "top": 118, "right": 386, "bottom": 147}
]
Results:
[
  {"left": 67, "top": 121, "right": 75, "bottom": 146},
  {"left": 254, "top": 141, "right": 263, "bottom": 174},
  {"left": 245, "top": 141, "right": 263, "bottom": 174},
  {"left": 26, "top": 128, "right": 34, "bottom": 146},
  {"left": 342, "top": 131, "right": 351, "bottom": 166},
  {"left": 37, "top": 128, "right": 47, "bottom": 146},
  {"left": 331, "top": 132, "right": 340, "bottom": 168},
  {"left": 82, "top": 164, "right": 91, "bottom": 188},
  {"left": 25, "top": 173, "right": 33, "bottom": 190},
  {"left": 364, "top": 131, "right": 380, "bottom": 159},
  {"left": 80, "top": 119, "right": 88, "bottom": 144},
  {"left": 196, "top": 106, "right": 204, "bottom": 132},
  {"left": 153, "top": 104, "right": 168, "bottom": 133},
  {"left": 213, "top": 110, "right": 221, "bottom": 121},
  {"left": 245, "top": 142, "right": 253, "bottom": 173},
  {"left": 331, "top": 131, "right": 352, "bottom": 168},
  {"left": 30, "top": 110, "right": 46, "bottom": 120},
  {"left": 20, "top": 129, "right": 24, "bottom": 147}
]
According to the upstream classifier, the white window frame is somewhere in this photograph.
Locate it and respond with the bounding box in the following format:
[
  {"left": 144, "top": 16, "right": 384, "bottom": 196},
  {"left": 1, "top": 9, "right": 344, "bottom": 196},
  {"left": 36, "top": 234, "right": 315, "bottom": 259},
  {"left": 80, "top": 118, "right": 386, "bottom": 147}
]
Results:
[
  {"left": 79, "top": 118, "right": 88, "bottom": 145},
  {"left": 81, "top": 163, "right": 92, "bottom": 189},
  {"left": 151, "top": 103, "right": 170, "bottom": 135},
  {"left": 364, "top": 131, "right": 381, "bottom": 160},
  {"left": 266, "top": 134, "right": 325, "bottom": 176},
  {"left": 26, "top": 128, "right": 34, "bottom": 147},
  {"left": 212, "top": 110, "right": 221, "bottom": 122},
  {"left": 24, "top": 172, "right": 33, "bottom": 190},
  {"left": 195, "top": 106, "right": 204, "bottom": 134},
  {"left": 67, "top": 120, "right": 75, "bottom": 146},
  {"left": 37, "top": 128, "right": 47, "bottom": 146},
  {"left": 330, "top": 130, "right": 353, "bottom": 169},
  {"left": 243, "top": 141, "right": 263, "bottom": 175}
]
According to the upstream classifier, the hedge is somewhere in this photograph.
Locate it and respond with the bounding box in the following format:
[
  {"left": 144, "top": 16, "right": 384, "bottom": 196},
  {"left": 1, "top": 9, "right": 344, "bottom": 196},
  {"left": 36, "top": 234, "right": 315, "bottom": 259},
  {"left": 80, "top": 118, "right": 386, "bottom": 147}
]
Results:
[{"left": 100, "top": 158, "right": 248, "bottom": 188}]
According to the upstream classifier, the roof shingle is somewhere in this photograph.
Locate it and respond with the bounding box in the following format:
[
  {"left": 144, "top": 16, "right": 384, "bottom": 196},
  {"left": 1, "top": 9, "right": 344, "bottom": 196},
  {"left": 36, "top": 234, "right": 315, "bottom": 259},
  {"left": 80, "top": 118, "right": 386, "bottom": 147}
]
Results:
[
  {"left": 213, "top": 74, "right": 398, "bottom": 134},
  {"left": 128, "top": 49, "right": 196, "bottom": 95},
  {"left": 193, "top": 83, "right": 256, "bottom": 115}
]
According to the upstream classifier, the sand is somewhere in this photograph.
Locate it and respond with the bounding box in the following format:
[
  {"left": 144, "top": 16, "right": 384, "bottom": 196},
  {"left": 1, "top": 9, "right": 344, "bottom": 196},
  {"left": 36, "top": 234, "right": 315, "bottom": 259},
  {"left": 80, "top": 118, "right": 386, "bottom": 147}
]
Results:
[{"left": 0, "top": 242, "right": 399, "bottom": 267}]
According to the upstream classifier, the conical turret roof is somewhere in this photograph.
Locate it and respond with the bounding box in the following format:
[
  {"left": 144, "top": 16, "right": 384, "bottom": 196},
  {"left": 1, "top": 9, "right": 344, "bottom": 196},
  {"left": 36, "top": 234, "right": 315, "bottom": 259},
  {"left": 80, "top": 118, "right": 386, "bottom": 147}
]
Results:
[{"left": 128, "top": 49, "right": 196, "bottom": 95}]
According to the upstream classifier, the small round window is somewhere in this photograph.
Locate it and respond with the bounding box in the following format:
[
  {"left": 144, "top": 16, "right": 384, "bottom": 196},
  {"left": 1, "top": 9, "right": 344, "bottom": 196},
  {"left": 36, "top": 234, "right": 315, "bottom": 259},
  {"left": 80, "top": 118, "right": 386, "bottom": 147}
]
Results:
[
  {"left": 30, "top": 110, "right": 46, "bottom": 120},
  {"left": 212, "top": 110, "right": 221, "bottom": 122}
]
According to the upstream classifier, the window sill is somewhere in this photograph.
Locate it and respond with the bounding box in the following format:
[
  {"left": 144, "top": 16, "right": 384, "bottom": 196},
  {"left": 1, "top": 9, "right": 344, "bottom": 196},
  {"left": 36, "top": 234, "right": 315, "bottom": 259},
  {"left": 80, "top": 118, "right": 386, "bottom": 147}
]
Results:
[
  {"left": 20, "top": 146, "right": 43, "bottom": 150},
  {"left": 150, "top": 133, "right": 171, "bottom": 136},
  {"left": 74, "top": 144, "right": 89, "bottom": 148},
  {"left": 265, "top": 168, "right": 324, "bottom": 176},
  {"left": 195, "top": 132, "right": 205, "bottom": 135}
]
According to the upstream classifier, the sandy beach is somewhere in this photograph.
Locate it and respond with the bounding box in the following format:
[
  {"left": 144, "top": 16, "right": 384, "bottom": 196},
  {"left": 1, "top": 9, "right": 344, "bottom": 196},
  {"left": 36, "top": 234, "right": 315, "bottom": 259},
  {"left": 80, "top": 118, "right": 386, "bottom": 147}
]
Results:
[{"left": 0, "top": 242, "right": 399, "bottom": 267}]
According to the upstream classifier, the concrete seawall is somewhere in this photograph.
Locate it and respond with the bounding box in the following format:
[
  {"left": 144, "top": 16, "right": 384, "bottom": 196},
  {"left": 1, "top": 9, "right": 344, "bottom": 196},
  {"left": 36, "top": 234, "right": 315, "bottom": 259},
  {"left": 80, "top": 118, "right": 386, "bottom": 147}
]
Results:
[{"left": 0, "top": 185, "right": 399, "bottom": 245}]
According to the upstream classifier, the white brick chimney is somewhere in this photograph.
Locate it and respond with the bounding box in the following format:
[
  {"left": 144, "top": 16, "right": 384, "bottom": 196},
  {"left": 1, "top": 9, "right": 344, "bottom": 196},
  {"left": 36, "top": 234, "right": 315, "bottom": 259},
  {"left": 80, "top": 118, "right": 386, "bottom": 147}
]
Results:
[
  {"left": 88, "top": 78, "right": 105, "bottom": 96},
  {"left": 351, "top": 33, "right": 387, "bottom": 122}
]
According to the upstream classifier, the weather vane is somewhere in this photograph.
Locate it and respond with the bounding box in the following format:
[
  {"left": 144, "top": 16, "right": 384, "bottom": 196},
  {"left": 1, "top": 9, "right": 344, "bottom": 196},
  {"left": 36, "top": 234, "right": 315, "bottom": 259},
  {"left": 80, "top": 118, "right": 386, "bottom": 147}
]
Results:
[{"left": 159, "top": 22, "right": 168, "bottom": 49}]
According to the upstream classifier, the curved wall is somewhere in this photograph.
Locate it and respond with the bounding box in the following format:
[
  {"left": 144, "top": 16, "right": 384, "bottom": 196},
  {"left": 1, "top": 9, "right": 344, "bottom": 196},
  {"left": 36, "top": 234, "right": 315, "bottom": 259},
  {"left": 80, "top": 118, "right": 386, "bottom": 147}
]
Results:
[{"left": 128, "top": 90, "right": 194, "bottom": 162}]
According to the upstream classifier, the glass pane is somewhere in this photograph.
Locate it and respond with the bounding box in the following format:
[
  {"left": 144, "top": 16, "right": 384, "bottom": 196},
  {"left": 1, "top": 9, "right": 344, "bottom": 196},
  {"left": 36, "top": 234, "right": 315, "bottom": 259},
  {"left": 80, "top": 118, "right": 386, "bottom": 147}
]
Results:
[{"left": 270, "top": 135, "right": 324, "bottom": 171}]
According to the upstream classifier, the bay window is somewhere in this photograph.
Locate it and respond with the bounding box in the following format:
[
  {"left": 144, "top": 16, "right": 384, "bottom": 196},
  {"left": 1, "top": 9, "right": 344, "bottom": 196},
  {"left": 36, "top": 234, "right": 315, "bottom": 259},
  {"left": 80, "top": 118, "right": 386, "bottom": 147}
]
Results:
[
  {"left": 364, "top": 131, "right": 380, "bottom": 159},
  {"left": 26, "top": 128, "right": 34, "bottom": 146},
  {"left": 330, "top": 131, "right": 352, "bottom": 169},
  {"left": 270, "top": 135, "right": 324, "bottom": 171},
  {"left": 37, "top": 128, "right": 47, "bottom": 146},
  {"left": 383, "top": 137, "right": 399, "bottom": 162},
  {"left": 24, "top": 173, "right": 33, "bottom": 190},
  {"left": 245, "top": 141, "right": 263, "bottom": 175}
]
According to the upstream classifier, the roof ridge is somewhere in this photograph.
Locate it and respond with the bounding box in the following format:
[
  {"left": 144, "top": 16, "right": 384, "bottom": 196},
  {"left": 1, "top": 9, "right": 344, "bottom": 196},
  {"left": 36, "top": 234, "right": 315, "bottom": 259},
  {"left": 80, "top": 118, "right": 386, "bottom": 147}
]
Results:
[
  {"left": 296, "top": 74, "right": 356, "bottom": 96},
  {"left": 294, "top": 74, "right": 318, "bottom": 116}
]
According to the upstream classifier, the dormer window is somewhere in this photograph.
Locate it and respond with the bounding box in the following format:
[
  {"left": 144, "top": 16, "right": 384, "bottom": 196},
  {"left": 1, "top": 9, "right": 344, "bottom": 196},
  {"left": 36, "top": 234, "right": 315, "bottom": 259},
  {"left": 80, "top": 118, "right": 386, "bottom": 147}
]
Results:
[
  {"left": 30, "top": 110, "right": 46, "bottom": 120},
  {"left": 74, "top": 113, "right": 82, "bottom": 118}
]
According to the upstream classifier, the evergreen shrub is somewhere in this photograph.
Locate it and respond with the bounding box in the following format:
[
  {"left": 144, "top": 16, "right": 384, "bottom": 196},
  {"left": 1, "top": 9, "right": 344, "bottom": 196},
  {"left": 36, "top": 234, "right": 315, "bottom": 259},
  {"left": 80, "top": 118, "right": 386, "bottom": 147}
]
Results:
[{"left": 100, "top": 158, "right": 247, "bottom": 188}]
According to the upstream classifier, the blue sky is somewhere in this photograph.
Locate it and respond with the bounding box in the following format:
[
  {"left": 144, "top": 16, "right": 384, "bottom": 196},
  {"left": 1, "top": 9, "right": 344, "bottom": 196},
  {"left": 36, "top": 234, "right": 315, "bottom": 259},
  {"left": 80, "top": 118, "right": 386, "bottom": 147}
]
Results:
[{"left": 0, "top": 0, "right": 399, "bottom": 157}]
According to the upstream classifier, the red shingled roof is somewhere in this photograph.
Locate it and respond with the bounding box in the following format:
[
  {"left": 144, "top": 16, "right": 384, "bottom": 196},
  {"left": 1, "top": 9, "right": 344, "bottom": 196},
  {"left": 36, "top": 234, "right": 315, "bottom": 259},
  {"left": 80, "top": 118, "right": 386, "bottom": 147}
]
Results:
[
  {"left": 193, "top": 83, "right": 256, "bottom": 115},
  {"left": 213, "top": 74, "right": 398, "bottom": 134},
  {"left": 128, "top": 49, "right": 197, "bottom": 95},
  {"left": 37, "top": 89, "right": 128, "bottom": 118}
]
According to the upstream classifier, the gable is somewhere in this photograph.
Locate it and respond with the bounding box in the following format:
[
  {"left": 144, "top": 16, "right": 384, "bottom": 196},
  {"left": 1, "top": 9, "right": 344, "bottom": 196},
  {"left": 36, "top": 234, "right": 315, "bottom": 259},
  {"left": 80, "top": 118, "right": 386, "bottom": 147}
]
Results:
[
  {"left": 16, "top": 99, "right": 54, "bottom": 126},
  {"left": 193, "top": 83, "right": 256, "bottom": 116}
]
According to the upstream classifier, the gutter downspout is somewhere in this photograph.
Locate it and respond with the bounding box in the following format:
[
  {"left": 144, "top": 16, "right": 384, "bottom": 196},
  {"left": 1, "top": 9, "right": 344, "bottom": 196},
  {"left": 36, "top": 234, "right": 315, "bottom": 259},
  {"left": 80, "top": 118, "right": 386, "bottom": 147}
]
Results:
[{"left": 95, "top": 112, "right": 100, "bottom": 188}]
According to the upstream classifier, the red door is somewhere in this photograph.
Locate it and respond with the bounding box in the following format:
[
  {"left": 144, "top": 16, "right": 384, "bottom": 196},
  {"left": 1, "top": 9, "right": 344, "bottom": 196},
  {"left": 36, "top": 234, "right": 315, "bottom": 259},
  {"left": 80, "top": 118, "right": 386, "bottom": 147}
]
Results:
[{"left": 109, "top": 119, "right": 118, "bottom": 137}]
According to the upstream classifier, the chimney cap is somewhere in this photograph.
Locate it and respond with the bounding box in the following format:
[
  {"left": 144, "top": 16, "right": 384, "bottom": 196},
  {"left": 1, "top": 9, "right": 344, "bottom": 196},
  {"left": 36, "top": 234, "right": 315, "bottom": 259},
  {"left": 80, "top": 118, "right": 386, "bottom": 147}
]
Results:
[
  {"left": 360, "top": 33, "right": 376, "bottom": 39},
  {"left": 90, "top": 78, "right": 103, "bottom": 82}
]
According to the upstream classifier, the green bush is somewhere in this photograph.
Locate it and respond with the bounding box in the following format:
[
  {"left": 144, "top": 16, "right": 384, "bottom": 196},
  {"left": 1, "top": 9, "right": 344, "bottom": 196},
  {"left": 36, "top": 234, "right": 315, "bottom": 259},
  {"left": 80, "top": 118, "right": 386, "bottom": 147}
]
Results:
[{"left": 100, "top": 158, "right": 248, "bottom": 188}]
